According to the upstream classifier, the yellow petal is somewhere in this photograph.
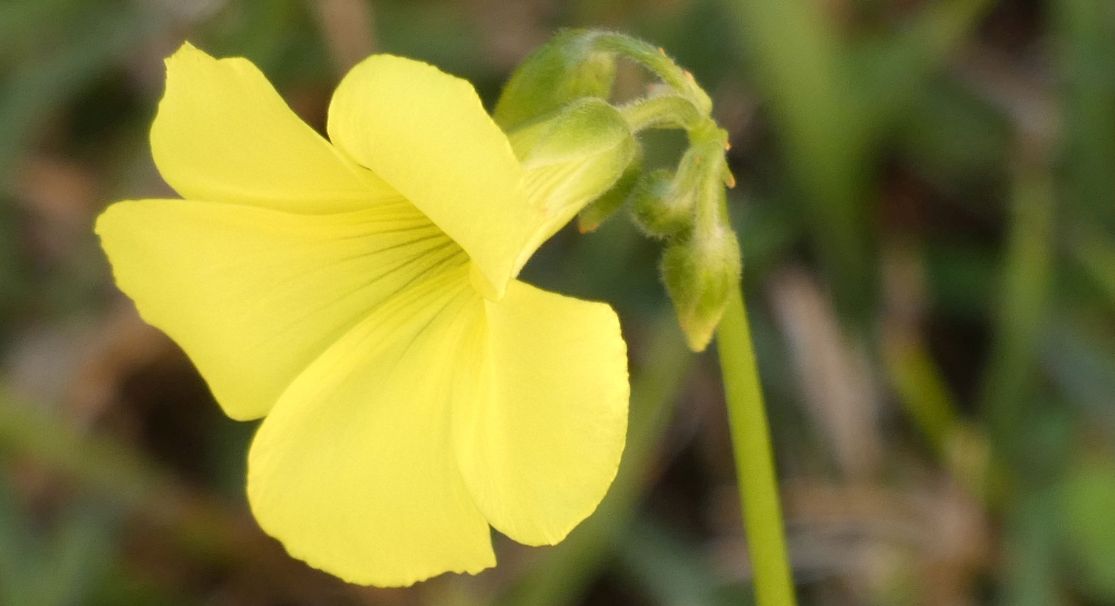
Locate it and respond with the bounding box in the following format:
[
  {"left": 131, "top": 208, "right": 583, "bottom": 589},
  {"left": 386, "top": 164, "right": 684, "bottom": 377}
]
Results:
[
  {"left": 152, "top": 43, "right": 393, "bottom": 212},
  {"left": 95, "top": 198, "right": 463, "bottom": 420},
  {"left": 453, "top": 281, "right": 629, "bottom": 545},
  {"left": 327, "top": 54, "right": 541, "bottom": 298},
  {"left": 247, "top": 267, "right": 495, "bottom": 587}
]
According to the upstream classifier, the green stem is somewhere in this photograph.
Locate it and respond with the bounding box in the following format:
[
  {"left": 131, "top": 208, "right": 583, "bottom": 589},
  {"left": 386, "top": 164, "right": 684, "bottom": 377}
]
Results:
[
  {"left": 716, "top": 287, "right": 796, "bottom": 606},
  {"left": 980, "top": 146, "right": 1054, "bottom": 474},
  {"left": 620, "top": 95, "right": 701, "bottom": 133},
  {"left": 586, "top": 31, "right": 713, "bottom": 115}
]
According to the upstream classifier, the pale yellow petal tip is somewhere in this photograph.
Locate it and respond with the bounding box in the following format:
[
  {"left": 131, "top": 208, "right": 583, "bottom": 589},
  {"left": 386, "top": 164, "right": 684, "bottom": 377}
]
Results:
[
  {"left": 340, "top": 53, "right": 481, "bottom": 103},
  {"left": 164, "top": 40, "right": 209, "bottom": 68},
  {"left": 346, "top": 52, "right": 437, "bottom": 77},
  {"left": 248, "top": 493, "right": 496, "bottom": 587},
  {"left": 160, "top": 42, "right": 229, "bottom": 90},
  {"left": 93, "top": 200, "right": 149, "bottom": 245},
  {"left": 92, "top": 204, "right": 117, "bottom": 237},
  {"left": 288, "top": 541, "right": 495, "bottom": 588}
]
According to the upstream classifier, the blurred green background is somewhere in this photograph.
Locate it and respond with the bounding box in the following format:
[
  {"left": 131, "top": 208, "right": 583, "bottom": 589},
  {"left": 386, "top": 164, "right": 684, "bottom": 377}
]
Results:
[{"left": 1, "top": 0, "right": 1114, "bottom": 604}]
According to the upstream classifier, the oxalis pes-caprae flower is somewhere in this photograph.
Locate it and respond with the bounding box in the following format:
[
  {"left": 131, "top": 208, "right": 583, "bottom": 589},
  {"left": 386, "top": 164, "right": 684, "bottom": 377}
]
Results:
[{"left": 96, "top": 43, "right": 633, "bottom": 587}]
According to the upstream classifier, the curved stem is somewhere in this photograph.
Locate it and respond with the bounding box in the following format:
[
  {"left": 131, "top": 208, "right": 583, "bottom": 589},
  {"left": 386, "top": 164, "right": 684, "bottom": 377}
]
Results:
[
  {"left": 620, "top": 95, "right": 701, "bottom": 133},
  {"left": 716, "top": 287, "right": 796, "bottom": 606},
  {"left": 586, "top": 31, "right": 713, "bottom": 114}
]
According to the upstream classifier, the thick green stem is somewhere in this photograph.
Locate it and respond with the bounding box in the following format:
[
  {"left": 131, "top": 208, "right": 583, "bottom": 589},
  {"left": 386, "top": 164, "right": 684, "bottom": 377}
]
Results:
[{"left": 716, "top": 287, "right": 796, "bottom": 606}]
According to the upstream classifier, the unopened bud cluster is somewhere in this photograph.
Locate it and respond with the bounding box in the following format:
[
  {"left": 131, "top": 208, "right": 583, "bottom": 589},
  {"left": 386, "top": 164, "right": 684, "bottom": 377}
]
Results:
[
  {"left": 495, "top": 29, "right": 742, "bottom": 351},
  {"left": 632, "top": 129, "right": 741, "bottom": 351}
]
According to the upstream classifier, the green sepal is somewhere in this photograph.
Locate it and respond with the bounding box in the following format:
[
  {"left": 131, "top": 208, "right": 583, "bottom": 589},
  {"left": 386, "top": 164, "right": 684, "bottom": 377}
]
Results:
[
  {"left": 629, "top": 168, "right": 691, "bottom": 238},
  {"left": 507, "top": 98, "right": 637, "bottom": 256},
  {"left": 494, "top": 30, "right": 617, "bottom": 131}
]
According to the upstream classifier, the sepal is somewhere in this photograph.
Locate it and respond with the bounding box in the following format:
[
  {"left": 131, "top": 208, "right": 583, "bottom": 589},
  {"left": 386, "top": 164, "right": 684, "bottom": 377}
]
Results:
[
  {"left": 495, "top": 30, "right": 617, "bottom": 131},
  {"left": 508, "top": 98, "right": 637, "bottom": 265}
]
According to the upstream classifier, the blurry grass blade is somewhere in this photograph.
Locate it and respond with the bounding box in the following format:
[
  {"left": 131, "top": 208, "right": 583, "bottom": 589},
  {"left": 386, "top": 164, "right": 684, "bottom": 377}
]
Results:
[
  {"left": 0, "top": 482, "right": 116, "bottom": 606},
  {"left": 0, "top": 391, "right": 163, "bottom": 504},
  {"left": 0, "top": 483, "right": 33, "bottom": 605},
  {"left": 0, "top": 387, "right": 354, "bottom": 600},
  {"left": 1055, "top": 0, "right": 1115, "bottom": 227},
  {"left": 1060, "top": 458, "right": 1115, "bottom": 599},
  {"left": 979, "top": 148, "right": 1055, "bottom": 468},
  {"left": 0, "top": 0, "right": 81, "bottom": 60},
  {"left": 897, "top": 78, "right": 1011, "bottom": 191},
  {"left": 38, "top": 507, "right": 117, "bottom": 606},
  {"left": 851, "top": 0, "right": 992, "bottom": 141},
  {"left": 1043, "top": 322, "right": 1115, "bottom": 432},
  {"left": 769, "top": 268, "right": 881, "bottom": 480},
  {"left": 732, "top": 192, "right": 803, "bottom": 280},
  {"left": 618, "top": 519, "right": 745, "bottom": 606},
  {"left": 1001, "top": 488, "right": 1061, "bottom": 606},
  {"left": 883, "top": 331, "right": 959, "bottom": 456},
  {"left": 724, "top": 0, "right": 872, "bottom": 320},
  {"left": 1071, "top": 223, "right": 1115, "bottom": 307},
  {"left": 207, "top": 0, "right": 318, "bottom": 73}
]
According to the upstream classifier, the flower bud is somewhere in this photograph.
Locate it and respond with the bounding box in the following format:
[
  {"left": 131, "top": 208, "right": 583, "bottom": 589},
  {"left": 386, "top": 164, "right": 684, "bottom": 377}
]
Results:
[
  {"left": 507, "top": 98, "right": 637, "bottom": 270},
  {"left": 661, "top": 225, "right": 742, "bottom": 351},
  {"left": 494, "top": 30, "right": 617, "bottom": 130},
  {"left": 629, "top": 168, "right": 692, "bottom": 238},
  {"left": 577, "top": 151, "right": 641, "bottom": 233}
]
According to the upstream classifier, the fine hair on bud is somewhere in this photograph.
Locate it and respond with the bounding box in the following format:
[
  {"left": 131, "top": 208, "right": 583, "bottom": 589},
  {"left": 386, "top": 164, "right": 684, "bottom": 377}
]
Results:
[
  {"left": 493, "top": 30, "right": 617, "bottom": 131},
  {"left": 660, "top": 225, "right": 742, "bottom": 351},
  {"left": 630, "top": 169, "right": 693, "bottom": 238}
]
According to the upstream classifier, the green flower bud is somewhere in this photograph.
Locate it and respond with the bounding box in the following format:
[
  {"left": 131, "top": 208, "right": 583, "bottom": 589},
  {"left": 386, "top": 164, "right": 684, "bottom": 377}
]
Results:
[
  {"left": 661, "top": 225, "right": 742, "bottom": 352},
  {"left": 507, "top": 97, "right": 637, "bottom": 266},
  {"left": 628, "top": 140, "right": 721, "bottom": 238},
  {"left": 577, "top": 149, "right": 641, "bottom": 233},
  {"left": 630, "top": 168, "right": 692, "bottom": 238},
  {"left": 494, "top": 30, "right": 617, "bottom": 131}
]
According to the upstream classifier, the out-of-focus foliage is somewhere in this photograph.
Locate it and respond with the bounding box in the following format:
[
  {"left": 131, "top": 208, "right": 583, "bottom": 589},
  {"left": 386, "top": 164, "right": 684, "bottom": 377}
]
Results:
[{"left": 0, "top": 0, "right": 1112, "bottom": 604}]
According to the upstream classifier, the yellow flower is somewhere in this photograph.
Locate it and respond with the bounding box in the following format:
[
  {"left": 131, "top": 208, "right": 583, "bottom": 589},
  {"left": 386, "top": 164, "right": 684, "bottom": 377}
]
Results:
[{"left": 95, "top": 43, "right": 629, "bottom": 587}]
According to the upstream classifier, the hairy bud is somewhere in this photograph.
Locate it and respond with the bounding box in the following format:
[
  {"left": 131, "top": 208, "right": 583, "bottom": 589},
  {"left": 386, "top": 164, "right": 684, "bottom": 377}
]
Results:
[
  {"left": 494, "top": 31, "right": 617, "bottom": 131},
  {"left": 506, "top": 98, "right": 637, "bottom": 269},
  {"left": 661, "top": 225, "right": 742, "bottom": 351},
  {"left": 629, "top": 169, "right": 692, "bottom": 238}
]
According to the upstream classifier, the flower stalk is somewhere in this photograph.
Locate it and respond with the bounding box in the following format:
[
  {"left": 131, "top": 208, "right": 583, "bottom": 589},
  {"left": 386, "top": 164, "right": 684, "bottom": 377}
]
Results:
[
  {"left": 717, "top": 287, "right": 797, "bottom": 606},
  {"left": 613, "top": 34, "right": 796, "bottom": 606}
]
